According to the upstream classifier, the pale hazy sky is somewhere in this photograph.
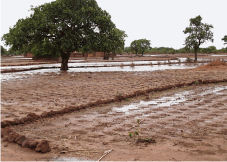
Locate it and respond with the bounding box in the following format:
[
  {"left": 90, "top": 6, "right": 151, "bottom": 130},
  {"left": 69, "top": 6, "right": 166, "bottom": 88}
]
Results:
[{"left": 1, "top": 0, "right": 227, "bottom": 50}]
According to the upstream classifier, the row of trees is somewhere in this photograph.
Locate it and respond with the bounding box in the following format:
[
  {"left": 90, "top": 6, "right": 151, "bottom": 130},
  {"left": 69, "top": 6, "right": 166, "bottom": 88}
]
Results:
[
  {"left": 1, "top": 46, "right": 22, "bottom": 56},
  {"left": 126, "top": 15, "right": 226, "bottom": 61},
  {"left": 124, "top": 46, "right": 227, "bottom": 55}
]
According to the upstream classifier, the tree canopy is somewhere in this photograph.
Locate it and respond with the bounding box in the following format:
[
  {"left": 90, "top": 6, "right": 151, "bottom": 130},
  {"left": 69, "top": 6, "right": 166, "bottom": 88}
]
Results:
[
  {"left": 130, "top": 39, "right": 151, "bottom": 56},
  {"left": 2, "top": 0, "right": 125, "bottom": 70},
  {"left": 183, "top": 15, "right": 214, "bottom": 61},
  {"left": 130, "top": 40, "right": 139, "bottom": 55},
  {"left": 94, "top": 28, "right": 127, "bottom": 59},
  {"left": 222, "top": 35, "right": 227, "bottom": 49},
  {"left": 1, "top": 46, "right": 7, "bottom": 55}
]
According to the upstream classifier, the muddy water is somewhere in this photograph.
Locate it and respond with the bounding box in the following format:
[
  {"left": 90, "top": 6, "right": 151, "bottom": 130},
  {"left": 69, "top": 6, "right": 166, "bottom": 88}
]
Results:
[
  {"left": 1, "top": 58, "right": 207, "bottom": 71},
  {"left": 1, "top": 63, "right": 203, "bottom": 82},
  {"left": 112, "top": 85, "right": 227, "bottom": 115}
]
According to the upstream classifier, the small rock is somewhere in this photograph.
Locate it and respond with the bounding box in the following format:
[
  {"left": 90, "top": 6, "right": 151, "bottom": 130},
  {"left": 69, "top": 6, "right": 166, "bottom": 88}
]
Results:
[{"left": 35, "top": 140, "right": 51, "bottom": 153}]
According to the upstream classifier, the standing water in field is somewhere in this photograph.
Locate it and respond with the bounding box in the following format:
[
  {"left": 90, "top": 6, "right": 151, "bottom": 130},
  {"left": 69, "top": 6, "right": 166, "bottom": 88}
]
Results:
[{"left": 1, "top": 63, "right": 203, "bottom": 82}]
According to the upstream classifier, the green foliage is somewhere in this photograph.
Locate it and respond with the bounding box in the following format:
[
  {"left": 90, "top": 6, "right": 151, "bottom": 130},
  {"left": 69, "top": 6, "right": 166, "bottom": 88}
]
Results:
[
  {"left": 1, "top": 46, "right": 8, "bottom": 55},
  {"left": 222, "top": 35, "right": 227, "bottom": 49},
  {"left": 195, "top": 81, "right": 199, "bottom": 85},
  {"left": 2, "top": 0, "right": 120, "bottom": 70},
  {"left": 130, "top": 39, "right": 151, "bottom": 55},
  {"left": 217, "top": 48, "right": 227, "bottom": 53},
  {"left": 128, "top": 119, "right": 140, "bottom": 139},
  {"left": 128, "top": 119, "right": 155, "bottom": 143},
  {"left": 124, "top": 47, "right": 131, "bottom": 54},
  {"left": 7, "top": 47, "right": 22, "bottom": 55},
  {"left": 222, "top": 35, "right": 227, "bottom": 44},
  {"left": 199, "top": 46, "right": 217, "bottom": 54},
  {"left": 183, "top": 15, "right": 214, "bottom": 61},
  {"left": 94, "top": 28, "right": 127, "bottom": 58},
  {"left": 137, "top": 119, "right": 140, "bottom": 125},
  {"left": 130, "top": 40, "right": 139, "bottom": 55},
  {"left": 116, "top": 91, "right": 121, "bottom": 96},
  {"left": 139, "top": 46, "right": 225, "bottom": 54},
  {"left": 146, "top": 47, "right": 187, "bottom": 54}
]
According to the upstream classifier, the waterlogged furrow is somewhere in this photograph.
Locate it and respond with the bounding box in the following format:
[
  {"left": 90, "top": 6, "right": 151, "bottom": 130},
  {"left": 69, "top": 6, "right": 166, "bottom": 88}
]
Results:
[{"left": 112, "top": 85, "right": 227, "bottom": 115}]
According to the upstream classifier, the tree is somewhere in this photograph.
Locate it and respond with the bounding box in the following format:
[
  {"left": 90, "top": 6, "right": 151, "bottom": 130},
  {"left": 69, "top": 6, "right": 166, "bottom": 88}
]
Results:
[
  {"left": 1, "top": 46, "right": 7, "bottom": 55},
  {"left": 130, "top": 40, "right": 139, "bottom": 55},
  {"left": 222, "top": 35, "right": 227, "bottom": 44},
  {"left": 94, "top": 28, "right": 127, "bottom": 60},
  {"left": 124, "top": 47, "right": 131, "bottom": 55},
  {"left": 183, "top": 15, "right": 214, "bottom": 61},
  {"left": 222, "top": 35, "right": 227, "bottom": 49},
  {"left": 137, "top": 39, "right": 151, "bottom": 55},
  {"left": 130, "top": 39, "right": 151, "bottom": 56},
  {"left": 2, "top": 0, "right": 116, "bottom": 70},
  {"left": 110, "top": 29, "right": 127, "bottom": 55}
]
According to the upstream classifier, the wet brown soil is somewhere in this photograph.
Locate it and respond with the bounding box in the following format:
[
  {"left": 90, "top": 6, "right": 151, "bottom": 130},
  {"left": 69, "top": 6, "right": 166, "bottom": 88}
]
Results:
[
  {"left": 1, "top": 56, "right": 227, "bottom": 161},
  {"left": 2, "top": 61, "right": 227, "bottom": 123},
  {"left": 2, "top": 83, "right": 227, "bottom": 161}
]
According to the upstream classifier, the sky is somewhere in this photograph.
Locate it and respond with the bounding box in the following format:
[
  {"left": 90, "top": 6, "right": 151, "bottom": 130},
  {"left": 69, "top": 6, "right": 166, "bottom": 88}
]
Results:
[{"left": 1, "top": 0, "right": 227, "bottom": 50}]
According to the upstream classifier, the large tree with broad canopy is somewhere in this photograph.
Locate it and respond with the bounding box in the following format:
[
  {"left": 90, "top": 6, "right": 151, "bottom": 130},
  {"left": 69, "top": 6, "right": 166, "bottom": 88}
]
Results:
[
  {"left": 2, "top": 0, "right": 123, "bottom": 70},
  {"left": 183, "top": 15, "right": 214, "bottom": 61},
  {"left": 130, "top": 39, "right": 151, "bottom": 56}
]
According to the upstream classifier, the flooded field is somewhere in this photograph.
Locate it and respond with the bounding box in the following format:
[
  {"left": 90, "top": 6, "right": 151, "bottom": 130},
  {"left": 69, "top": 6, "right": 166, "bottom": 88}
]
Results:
[
  {"left": 2, "top": 57, "right": 220, "bottom": 72},
  {"left": 1, "top": 56, "right": 227, "bottom": 161},
  {"left": 1, "top": 63, "right": 203, "bottom": 82}
]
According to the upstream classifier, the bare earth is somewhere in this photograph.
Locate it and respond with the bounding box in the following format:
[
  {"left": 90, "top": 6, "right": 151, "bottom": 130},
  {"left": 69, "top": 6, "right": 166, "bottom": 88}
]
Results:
[{"left": 1, "top": 55, "right": 227, "bottom": 161}]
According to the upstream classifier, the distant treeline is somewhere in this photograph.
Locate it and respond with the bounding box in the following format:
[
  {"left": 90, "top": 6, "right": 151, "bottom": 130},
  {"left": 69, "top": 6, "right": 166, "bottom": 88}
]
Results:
[
  {"left": 1, "top": 45, "right": 227, "bottom": 56},
  {"left": 1, "top": 46, "right": 21, "bottom": 56},
  {"left": 124, "top": 46, "right": 227, "bottom": 54}
]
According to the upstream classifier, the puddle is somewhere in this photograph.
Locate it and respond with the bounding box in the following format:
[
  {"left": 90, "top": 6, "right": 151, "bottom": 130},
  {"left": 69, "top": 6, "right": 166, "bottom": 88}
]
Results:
[
  {"left": 1, "top": 64, "right": 60, "bottom": 70},
  {"left": 1, "top": 64, "right": 201, "bottom": 82},
  {"left": 112, "top": 85, "right": 227, "bottom": 115},
  {"left": 212, "top": 55, "right": 227, "bottom": 57},
  {"left": 51, "top": 157, "right": 93, "bottom": 161},
  {"left": 199, "top": 86, "right": 227, "bottom": 96},
  {"left": 1, "top": 69, "right": 61, "bottom": 82},
  {"left": 68, "top": 60, "right": 85, "bottom": 62},
  {"left": 1, "top": 101, "right": 19, "bottom": 105},
  {"left": 2, "top": 56, "right": 32, "bottom": 60},
  {"left": 112, "top": 91, "right": 191, "bottom": 114}
]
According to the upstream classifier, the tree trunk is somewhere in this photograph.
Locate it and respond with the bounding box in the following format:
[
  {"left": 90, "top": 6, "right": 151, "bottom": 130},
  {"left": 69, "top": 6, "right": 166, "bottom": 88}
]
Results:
[
  {"left": 84, "top": 53, "right": 88, "bottom": 60},
  {"left": 194, "top": 48, "right": 198, "bottom": 62},
  {"left": 103, "top": 52, "right": 109, "bottom": 60},
  {"left": 112, "top": 52, "right": 115, "bottom": 60},
  {"left": 61, "top": 52, "right": 70, "bottom": 70}
]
